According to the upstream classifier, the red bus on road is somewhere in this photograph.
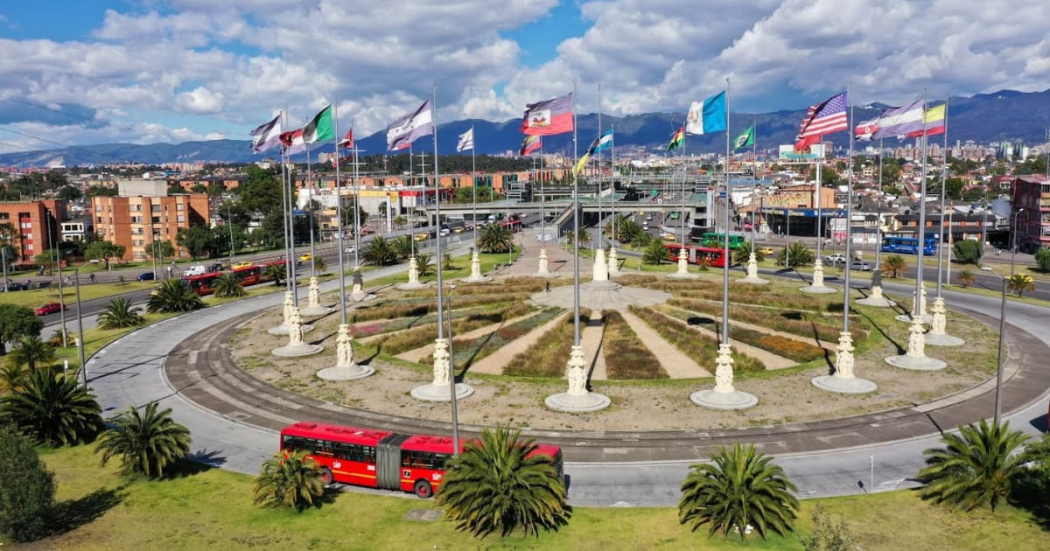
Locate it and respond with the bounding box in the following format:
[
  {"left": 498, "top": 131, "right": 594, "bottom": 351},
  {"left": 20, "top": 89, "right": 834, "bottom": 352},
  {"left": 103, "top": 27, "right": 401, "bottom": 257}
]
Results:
[
  {"left": 665, "top": 243, "right": 734, "bottom": 268},
  {"left": 182, "top": 271, "right": 224, "bottom": 295},
  {"left": 231, "top": 265, "right": 263, "bottom": 286},
  {"left": 279, "top": 421, "right": 564, "bottom": 498},
  {"left": 499, "top": 219, "right": 523, "bottom": 232}
]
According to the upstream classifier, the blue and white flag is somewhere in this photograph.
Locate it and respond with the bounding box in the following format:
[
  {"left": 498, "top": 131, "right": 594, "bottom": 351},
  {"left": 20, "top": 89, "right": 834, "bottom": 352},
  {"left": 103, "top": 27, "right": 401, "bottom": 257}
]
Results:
[
  {"left": 456, "top": 128, "right": 474, "bottom": 152},
  {"left": 387, "top": 99, "right": 434, "bottom": 151},
  {"left": 685, "top": 91, "right": 727, "bottom": 135},
  {"left": 250, "top": 113, "right": 282, "bottom": 153},
  {"left": 593, "top": 129, "right": 613, "bottom": 154}
]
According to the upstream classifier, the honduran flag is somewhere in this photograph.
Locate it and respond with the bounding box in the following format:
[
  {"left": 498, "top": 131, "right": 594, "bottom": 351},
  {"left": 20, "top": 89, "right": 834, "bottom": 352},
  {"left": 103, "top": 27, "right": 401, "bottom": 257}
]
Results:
[
  {"left": 521, "top": 93, "right": 573, "bottom": 136},
  {"left": 250, "top": 113, "right": 282, "bottom": 153}
]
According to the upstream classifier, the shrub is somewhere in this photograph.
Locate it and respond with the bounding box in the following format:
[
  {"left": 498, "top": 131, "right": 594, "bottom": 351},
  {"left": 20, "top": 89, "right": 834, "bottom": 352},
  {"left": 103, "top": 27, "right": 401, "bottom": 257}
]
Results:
[
  {"left": 952, "top": 239, "right": 982, "bottom": 265},
  {"left": 0, "top": 430, "right": 56, "bottom": 542},
  {"left": 1035, "top": 247, "right": 1050, "bottom": 272},
  {"left": 503, "top": 309, "right": 592, "bottom": 377},
  {"left": 602, "top": 311, "right": 667, "bottom": 379},
  {"left": 630, "top": 307, "right": 765, "bottom": 372}
]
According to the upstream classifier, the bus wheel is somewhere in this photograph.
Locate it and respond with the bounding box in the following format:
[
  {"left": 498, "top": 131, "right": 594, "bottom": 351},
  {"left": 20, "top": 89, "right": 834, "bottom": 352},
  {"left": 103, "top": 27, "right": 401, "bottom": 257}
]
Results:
[
  {"left": 320, "top": 467, "right": 334, "bottom": 486},
  {"left": 413, "top": 480, "right": 433, "bottom": 499}
]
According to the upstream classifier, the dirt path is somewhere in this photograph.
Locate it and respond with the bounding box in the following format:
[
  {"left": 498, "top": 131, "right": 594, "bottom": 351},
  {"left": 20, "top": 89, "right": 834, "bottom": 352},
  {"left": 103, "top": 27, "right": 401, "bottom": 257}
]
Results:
[
  {"left": 619, "top": 310, "right": 712, "bottom": 378},
  {"left": 395, "top": 310, "right": 544, "bottom": 363},
  {"left": 468, "top": 311, "right": 571, "bottom": 375}
]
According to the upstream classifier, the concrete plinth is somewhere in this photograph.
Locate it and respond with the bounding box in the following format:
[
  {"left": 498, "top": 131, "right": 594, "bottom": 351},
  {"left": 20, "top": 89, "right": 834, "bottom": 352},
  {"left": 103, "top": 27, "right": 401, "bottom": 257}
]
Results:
[
  {"left": 857, "top": 287, "right": 895, "bottom": 307},
  {"left": 317, "top": 364, "right": 375, "bottom": 380},
  {"left": 669, "top": 252, "right": 699, "bottom": 280},
  {"left": 800, "top": 284, "right": 836, "bottom": 294},
  {"left": 462, "top": 250, "right": 491, "bottom": 283},
  {"left": 608, "top": 248, "right": 621, "bottom": 276},
  {"left": 740, "top": 253, "right": 769, "bottom": 284},
  {"left": 811, "top": 375, "right": 877, "bottom": 394},
  {"left": 545, "top": 391, "right": 611, "bottom": 413},
  {"left": 592, "top": 249, "right": 609, "bottom": 282},
  {"left": 398, "top": 281, "right": 428, "bottom": 290},
  {"left": 925, "top": 333, "right": 966, "bottom": 347},
  {"left": 410, "top": 383, "right": 475, "bottom": 402},
  {"left": 895, "top": 313, "right": 934, "bottom": 324},
  {"left": 272, "top": 343, "right": 324, "bottom": 357},
  {"left": 299, "top": 306, "right": 333, "bottom": 316},
  {"left": 885, "top": 354, "right": 947, "bottom": 371},
  {"left": 267, "top": 323, "right": 314, "bottom": 336},
  {"left": 691, "top": 389, "right": 759, "bottom": 409}
]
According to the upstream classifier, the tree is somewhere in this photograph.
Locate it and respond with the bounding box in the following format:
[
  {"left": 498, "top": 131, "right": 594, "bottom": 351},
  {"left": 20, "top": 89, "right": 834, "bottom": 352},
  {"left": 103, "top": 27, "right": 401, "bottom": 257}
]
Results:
[
  {"left": 84, "top": 240, "right": 125, "bottom": 269},
  {"left": 799, "top": 505, "right": 856, "bottom": 551},
  {"left": 0, "top": 430, "right": 56, "bottom": 542},
  {"left": 147, "top": 279, "right": 204, "bottom": 313},
  {"left": 98, "top": 298, "right": 145, "bottom": 329},
  {"left": 414, "top": 253, "right": 434, "bottom": 278},
  {"left": 393, "top": 215, "right": 407, "bottom": 229},
  {"left": 35, "top": 248, "right": 60, "bottom": 272},
  {"left": 146, "top": 240, "right": 176, "bottom": 260},
  {"left": 734, "top": 241, "right": 763, "bottom": 264},
  {"left": 212, "top": 273, "right": 247, "bottom": 298},
  {"left": 264, "top": 263, "right": 286, "bottom": 286},
  {"left": 363, "top": 236, "right": 397, "bottom": 266},
  {"left": 1006, "top": 274, "right": 1035, "bottom": 297},
  {"left": 56, "top": 184, "right": 82, "bottom": 201},
  {"left": 253, "top": 449, "right": 325, "bottom": 512},
  {"left": 479, "top": 223, "right": 513, "bottom": 254},
  {"left": 952, "top": 239, "right": 982, "bottom": 265},
  {"left": 390, "top": 235, "right": 414, "bottom": 260},
  {"left": 1010, "top": 433, "right": 1050, "bottom": 523},
  {"left": 85, "top": 185, "right": 118, "bottom": 197},
  {"left": 176, "top": 225, "right": 215, "bottom": 260},
  {"left": 207, "top": 181, "right": 225, "bottom": 197},
  {"left": 918, "top": 419, "right": 1029, "bottom": 512},
  {"left": 95, "top": 401, "right": 191, "bottom": 478},
  {"left": 679, "top": 443, "right": 799, "bottom": 540},
  {"left": 436, "top": 427, "right": 570, "bottom": 538},
  {"left": 9, "top": 336, "right": 55, "bottom": 371},
  {"left": 311, "top": 256, "right": 327, "bottom": 275},
  {"left": 564, "top": 229, "right": 591, "bottom": 249},
  {"left": 776, "top": 242, "right": 814, "bottom": 268},
  {"left": 0, "top": 304, "right": 44, "bottom": 355},
  {"left": 956, "top": 269, "right": 975, "bottom": 288},
  {"left": 881, "top": 255, "right": 906, "bottom": 278},
  {"left": 643, "top": 240, "right": 669, "bottom": 265},
  {"left": 0, "top": 368, "right": 103, "bottom": 446},
  {"left": 1035, "top": 248, "right": 1050, "bottom": 272}
]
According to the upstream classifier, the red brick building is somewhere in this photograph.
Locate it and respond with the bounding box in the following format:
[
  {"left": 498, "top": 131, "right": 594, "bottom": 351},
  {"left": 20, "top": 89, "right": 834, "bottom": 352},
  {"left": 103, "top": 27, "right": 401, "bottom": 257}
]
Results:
[
  {"left": 0, "top": 199, "right": 65, "bottom": 265},
  {"left": 1011, "top": 176, "right": 1050, "bottom": 252},
  {"left": 91, "top": 194, "right": 210, "bottom": 261}
]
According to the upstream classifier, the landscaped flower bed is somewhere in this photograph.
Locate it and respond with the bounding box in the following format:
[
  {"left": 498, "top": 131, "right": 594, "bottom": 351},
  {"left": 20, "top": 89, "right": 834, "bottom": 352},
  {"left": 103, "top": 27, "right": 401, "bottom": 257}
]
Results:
[
  {"left": 350, "top": 292, "right": 531, "bottom": 322},
  {"left": 667, "top": 298, "right": 866, "bottom": 343},
  {"left": 629, "top": 306, "right": 765, "bottom": 373},
  {"left": 602, "top": 310, "right": 667, "bottom": 379},
  {"left": 503, "top": 309, "right": 593, "bottom": 378},
  {"left": 657, "top": 306, "right": 827, "bottom": 364},
  {"left": 423, "top": 307, "right": 564, "bottom": 369},
  {"left": 377, "top": 303, "right": 540, "bottom": 355}
]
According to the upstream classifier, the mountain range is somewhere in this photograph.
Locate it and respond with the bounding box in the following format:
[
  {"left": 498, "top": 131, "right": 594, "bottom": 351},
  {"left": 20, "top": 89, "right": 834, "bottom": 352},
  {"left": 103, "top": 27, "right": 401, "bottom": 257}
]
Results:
[{"left": 2, "top": 89, "right": 1048, "bottom": 168}]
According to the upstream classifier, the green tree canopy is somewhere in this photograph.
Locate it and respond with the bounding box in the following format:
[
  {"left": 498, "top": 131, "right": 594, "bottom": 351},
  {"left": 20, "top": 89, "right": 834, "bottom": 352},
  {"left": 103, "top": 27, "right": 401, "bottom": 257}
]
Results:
[
  {"left": 952, "top": 239, "right": 982, "bottom": 265},
  {"left": 0, "top": 304, "right": 44, "bottom": 355}
]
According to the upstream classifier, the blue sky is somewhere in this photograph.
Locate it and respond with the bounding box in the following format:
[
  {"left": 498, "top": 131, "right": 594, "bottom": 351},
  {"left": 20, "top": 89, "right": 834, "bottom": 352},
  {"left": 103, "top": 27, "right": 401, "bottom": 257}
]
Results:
[{"left": 0, "top": 1, "right": 1048, "bottom": 152}]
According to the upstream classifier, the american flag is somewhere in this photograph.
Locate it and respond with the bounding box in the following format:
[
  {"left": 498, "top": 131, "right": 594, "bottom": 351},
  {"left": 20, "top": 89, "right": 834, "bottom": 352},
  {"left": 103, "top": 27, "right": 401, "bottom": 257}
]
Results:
[{"left": 795, "top": 91, "right": 848, "bottom": 150}]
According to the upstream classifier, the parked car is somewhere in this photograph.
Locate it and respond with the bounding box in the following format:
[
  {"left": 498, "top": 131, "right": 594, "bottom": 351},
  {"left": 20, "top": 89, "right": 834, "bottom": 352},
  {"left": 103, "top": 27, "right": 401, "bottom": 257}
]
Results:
[
  {"left": 183, "top": 265, "right": 207, "bottom": 277},
  {"left": 232, "top": 261, "right": 253, "bottom": 270},
  {"left": 298, "top": 253, "right": 312, "bottom": 263},
  {"left": 35, "top": 302, "right": 64, "bottom": 316},
  {"left": 345, "top": 245, "right": 356, "bottom": 254},
  {"left": 824, "top": 253, "right": 847, "bottom": 264},
  {"left": 850, "top": 260, "right": 871, "bottom": 271},
  {"left": 137, "top": 272, "right": 155, "bottom": 281},
  {"left": 759, "top": 247, "right": 775, "bottom": 255}
]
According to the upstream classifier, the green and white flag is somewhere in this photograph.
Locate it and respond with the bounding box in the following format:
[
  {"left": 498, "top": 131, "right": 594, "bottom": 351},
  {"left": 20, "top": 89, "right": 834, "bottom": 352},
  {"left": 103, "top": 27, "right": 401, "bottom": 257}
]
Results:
[
  {"left": 302, "top": 105, "right": 335, "bottom": 144},
  {"left": 733, "top": 126, "right": 754, "bottom": 149}
]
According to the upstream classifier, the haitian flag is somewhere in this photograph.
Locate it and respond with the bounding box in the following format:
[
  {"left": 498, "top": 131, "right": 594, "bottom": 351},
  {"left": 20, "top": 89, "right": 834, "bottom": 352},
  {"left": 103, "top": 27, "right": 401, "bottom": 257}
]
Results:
[{"left": 521, "top": 93, "right": 573, "bottom": 136}]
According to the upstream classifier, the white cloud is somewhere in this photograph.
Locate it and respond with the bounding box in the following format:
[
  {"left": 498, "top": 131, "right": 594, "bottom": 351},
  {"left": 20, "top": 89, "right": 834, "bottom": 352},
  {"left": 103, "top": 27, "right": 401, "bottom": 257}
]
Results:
[{"left": 175, "top": 86, "right": 226, "bottom": 114}]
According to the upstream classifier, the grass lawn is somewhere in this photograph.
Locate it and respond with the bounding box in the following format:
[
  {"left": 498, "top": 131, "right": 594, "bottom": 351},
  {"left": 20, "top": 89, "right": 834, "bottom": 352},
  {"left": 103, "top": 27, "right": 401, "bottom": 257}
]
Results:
[
  {"left": 9, "top": 443, "right": 1046, "bottom": 550},
  {"left": 0, "top": 281, "right": 157, "bottom": 309},
  {"left": 363, "top": 247, "right": 518, "bottom": 289}
]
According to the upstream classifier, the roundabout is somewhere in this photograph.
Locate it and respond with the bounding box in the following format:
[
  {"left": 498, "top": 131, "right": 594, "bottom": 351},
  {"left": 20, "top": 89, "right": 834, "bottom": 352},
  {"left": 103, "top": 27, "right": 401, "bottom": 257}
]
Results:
[{"left": 86, "top": 256, "right": 1050, "bottom": 506}]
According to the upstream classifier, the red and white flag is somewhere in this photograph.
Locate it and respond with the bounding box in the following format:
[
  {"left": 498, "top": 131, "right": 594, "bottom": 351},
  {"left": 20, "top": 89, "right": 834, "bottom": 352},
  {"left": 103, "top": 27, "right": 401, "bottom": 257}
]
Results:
[{"left": 338, "top": 129, "right": 354, "bottom": 149}]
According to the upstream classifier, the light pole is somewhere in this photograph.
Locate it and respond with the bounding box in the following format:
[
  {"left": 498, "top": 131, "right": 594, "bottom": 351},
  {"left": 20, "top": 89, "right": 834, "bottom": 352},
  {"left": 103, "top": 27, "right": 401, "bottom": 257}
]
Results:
[
  {"left": 994, "top": 277, "right": 1008, "bottom": 425},
  {"left": 74, "top": 267, "right": 86, "bottom": 387},
  {"left": 1011, "top": 208, "right": 1025, "bottom": 276},
  {"left": 57, "top": 251, "right": 69, "bottom": 347}
]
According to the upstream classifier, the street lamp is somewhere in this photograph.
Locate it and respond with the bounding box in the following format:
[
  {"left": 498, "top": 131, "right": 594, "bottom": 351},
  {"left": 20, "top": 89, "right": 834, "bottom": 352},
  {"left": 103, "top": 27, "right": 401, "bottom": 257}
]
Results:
[
  {"left": 74, "top": 267, "right": 86, "bottom": 387},
  {"left": 994, "top": 276, "right": 1009, "bottom": 425},
  {"left": 1011, "top": 208, "right": 1025, "bottom": 276}
]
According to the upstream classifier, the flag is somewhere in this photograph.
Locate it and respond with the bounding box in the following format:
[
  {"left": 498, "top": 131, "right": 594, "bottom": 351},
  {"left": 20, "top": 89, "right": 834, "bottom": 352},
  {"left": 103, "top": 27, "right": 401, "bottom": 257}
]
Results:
[
  {"left": 280, "top": 129, "right": 306, "bottom": 156},
  {"left": 338, "top": 129, "right": 354, "bottom": 149},
  {"left": 733, "top": 126, "right": 754, "bottom": 149},
  {"left": 667, "top": 126, "right": 684, "bottom": 151},
  {"left": 593, "top": 129, "right": 613, "bottom": 154},
  {"left": 854, "top": 117, "right": 879, "bottom": 142},
  {"left": 573, "top": 150, "right": 591, "bottom": 176},
  {"left": 795, "top": 91, "right": 848, "bottom": 151},
  {"left": 521, "top": 92, "right": 573, "bottom": 136},
  {"left": 520, "top": 135, "right": 541, "bottom": 156},
  {"left": 250, "top": 113, "right": 282, "bottom": 153},
  {"left": 387, "top": 99, "right": 434, "bottom": 151},
  {"left": 907, "top": 104, "right": 946, "bottom": 137},
  {"left": 456, "top": 128, "right": 474, "bottom": 152},
  {"left": 871, "top": 98, "right": 925, "bottom": 140},
  {"left": 302, "top": 105, "right": 335, "bottom": 144},
  {"left": 685, "top": 91, "right": 727, "bottom": 135}
]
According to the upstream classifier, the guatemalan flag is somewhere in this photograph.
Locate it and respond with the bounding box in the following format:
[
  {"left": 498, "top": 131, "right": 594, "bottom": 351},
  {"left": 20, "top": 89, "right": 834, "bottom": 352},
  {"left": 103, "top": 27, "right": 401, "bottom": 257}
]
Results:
[{"left": 685, "top": 91, "right": 727, "bottom": 135}]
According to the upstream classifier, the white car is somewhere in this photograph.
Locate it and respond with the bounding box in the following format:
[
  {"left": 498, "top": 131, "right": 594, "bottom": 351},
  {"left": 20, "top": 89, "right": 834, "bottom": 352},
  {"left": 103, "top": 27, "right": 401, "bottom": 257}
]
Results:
[
  {"left": 824, "top": 254, "right": 847, "bottom": 264},
  {"left": 850, "top": 260, "right": 871, "bottom": 271},
  {"left": 980, "top": 265, "right": 994, "bottom": 271}
]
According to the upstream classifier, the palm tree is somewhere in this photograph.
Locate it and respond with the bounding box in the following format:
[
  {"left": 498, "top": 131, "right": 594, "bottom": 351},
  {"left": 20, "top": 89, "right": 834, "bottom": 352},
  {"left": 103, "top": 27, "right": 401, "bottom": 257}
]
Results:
[
  {"left": 212, "top": 273, "right": 247, "bottom": 298},
  {"left": 918, "top": 419, "right": 1029, "bottom": 512},
  {"left": 776, "top": 242, "right": 814, "bottom": 268},
  {"left": 391, "top": 235, "right": 414, "bottom": 260},
  {"left": 1, "top": 363, "right": 26, "bottom": 392},
  {"left": 415, "top": 253, "right": 434, "bottom": 278},
  {"left": 253, "top": 449, "right": 325, "bottom": 512},
  {"left": 617, "top": 219, "right": 645, "bottom": 244},
  {"left": 956, "top": 269, "right": 976, "bottom": 288},
  {"left": 311, "top": 256, "right": 327, "bottom": 275},
  {"left": 479, "top": 223, "right": 513, "bottom": 254},
  {"left": 147, "top": 279, "right": 204, "bottom": 313},
  {"left": 0, "top": 368, "right": 103, "bottom": 446},
  {"left": 734, "top": 241, "right": 764, "bottom": 264},
  {"left": 363, "top": 236, "right": 396, "bottom": 266},
  {"left": 264, "top": 263, "right": 286, "bottom": 286},
  {"left": 643, "top": 240, "right": 669, "bottom": 265},
  {"left": 679, "top": 443, "right": 799, "bottom": 540},
  {"left": 95, "top": 401, "right": 192, "bottom": 478},
  {"left": 436, "top": 427, "right": 570, "bottom": 537},
  {"left": 9, "top": 336, "right": 56, "bottom": 370},
  {"left": 98, "top": 297, "right": 145, "bottom": 329},
  {"left": 393, "top": 215, "right": 407, "bottom": 230},
  {"left": 1006, "top": 274, "right": 1035, "bottom": 297},
  {"left": 881, "top": 255, "right": 906, "bottom": 278}
]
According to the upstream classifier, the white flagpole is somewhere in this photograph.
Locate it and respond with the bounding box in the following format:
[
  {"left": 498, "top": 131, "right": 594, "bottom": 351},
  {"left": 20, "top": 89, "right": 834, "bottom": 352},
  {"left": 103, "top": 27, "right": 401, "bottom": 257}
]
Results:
[
  {"left": 843, "top": 82, "right": 855, "bottom": 331},
  {"left": 410, "top": 143, "right": 415, "bottom": 259},
  {"left": 352, "top": 122, "right": 361, "bottom": 270},
  {"left": 597, "top": 83, "right": 603, "bottom": 250},
  {"left": 333, "top": 108, "right": 347, "bottom": 323},
  {"left": 572, "top": 81, "right": 581, "bottom": 347},
  {"left": 471, "top": 124, "right": 477, "bottom": 249},
  {"left": 915, "top": 88, "right": 929, "bottom": 319},
  {"left": 306, "top": 143, "right": 316, "bottom": 274},
  {"left": 936, "top": 96, "right": 949, "bottom": 297},
  {"left": 722, "top": 78, "right": 731, "bottom": 345}
]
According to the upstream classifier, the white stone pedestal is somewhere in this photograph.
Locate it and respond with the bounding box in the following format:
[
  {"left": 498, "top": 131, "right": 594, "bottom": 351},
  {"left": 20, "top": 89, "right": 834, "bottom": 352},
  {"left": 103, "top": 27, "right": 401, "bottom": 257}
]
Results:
[
  {"left": 399, "top": 256, "right": 427, "bottom": 290},
  {"left": 691, "top": 344, "right": 758, "bottom": 410},
  {"left": 800, "top": 259, "right": 835, "bottom": 294},
  {"left": 812, "top": 332, "right": 877, "bottom": 393},
  {"left": 537, "top": 248, "right": 551, "bottom": 276},
  {"left": 269, "top": 291, "right": 314, "bottom": 335},
  {"left": 608, "top": 247, "right": 620, "bottom": 276},
  {"left": 925, "top": 297, "right": 965, "bottom": 346},
  {"left": 669, "top": 250, "right": 699, "bottom": 280},
  {"left": 317, "top": 324, "right": 374, "bottom": 380},
  {"left": 411, "top": 338, "right": 474, "bottom": 401},
  {"left": 272, "top": 306, "right": 323, "bottom": 357},
  {"left": 592, "top": 249, "right": 609, "bottom": 282},
  {"left": 462, "top": 250, "right": 491, "bottom": 283},
  {"left": 300, "top": 277, "right": 333, "bottom": 316},
  {"left": 885, "top": 316, "right": 946, "bottom": 370},
  {"left": 545, "top": 345, "right": 611, "bottom": 412},
  {"left": 857, "top": 285, "right": 895, "bottom": 307},
  {"left": 740, "top": 252, "right": 769, "bottom": 284}
]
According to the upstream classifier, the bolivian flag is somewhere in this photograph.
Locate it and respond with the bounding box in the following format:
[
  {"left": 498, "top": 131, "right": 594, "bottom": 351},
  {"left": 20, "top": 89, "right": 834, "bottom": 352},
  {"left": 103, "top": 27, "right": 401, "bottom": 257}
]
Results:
[{"left": 667, "top": 126, "right": 685, "bottom": 151}]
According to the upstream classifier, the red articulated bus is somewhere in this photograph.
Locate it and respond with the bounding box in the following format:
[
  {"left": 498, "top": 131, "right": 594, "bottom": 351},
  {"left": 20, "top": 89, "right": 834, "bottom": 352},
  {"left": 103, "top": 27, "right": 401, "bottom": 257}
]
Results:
[
  {"left": 499, "top": 218, "right": 523, "bottom": 232},
  {"left": 665, "top": 243, "right": 734, "bottom": 268},
  {"left": 231, "top": 265, "right": 263, "bottom": 286},
  {"left": 279, "top": 421, "right": 564, "bottom": 499},
  {"left": 182, "top": 271, "right": 224, "bottom": 295}
]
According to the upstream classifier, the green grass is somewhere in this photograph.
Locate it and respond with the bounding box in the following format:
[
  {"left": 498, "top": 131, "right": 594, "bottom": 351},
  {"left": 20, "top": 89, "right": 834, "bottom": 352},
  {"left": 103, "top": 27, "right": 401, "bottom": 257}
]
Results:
[
  {"left": 362, "top": 247, "right": 518, "bottom": 289},
  {"left": 12, "top": 443, "right": 1048, "bottom": 550},
  {"left": 0, "top": 281, "right": 157, "bottom": 309}
]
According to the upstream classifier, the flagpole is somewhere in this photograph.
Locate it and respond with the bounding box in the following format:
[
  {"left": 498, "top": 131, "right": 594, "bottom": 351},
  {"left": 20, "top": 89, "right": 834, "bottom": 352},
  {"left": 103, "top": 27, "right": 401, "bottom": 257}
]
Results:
[
  {"left": 306, "top": 143, "right": 316, "bottom": 275},
  {"left": 680, "top": 104, "right": 687, "bottom": 253},
  {"left": 410, "top": 143, "right": 415, "bottom": 259},
  {"left": 914, "top": 88, "right": 929, "bottom": 319},
  {"left": 597, "top": 83, "right": 603, "bottom": 251},
  {"left": 540, "top": 140, "right": 546, "bottom": 253},
  {"left": 752, "top": 118, "right": 758, "bottom": 245},
  {"left": 936, "top": 96, "right": 949, "bottom": 297},
  {"left": 352, "top": 123, "right": 361, "bottom": 271},
  {"left": 280, "top": 110, "right": 292, "bottom": 294},
  {"left": 572, "top": 80, "right": 581, "bottom": 348},
  {"left": 471, "top": 124, "right": 477, "bottom": 250},
  {"left": 333, "top": 108, "right": 347, "bottom": 325},
  {"left": 843, "top": 82, "right": 855, "bottom": 333},
  {"left": 875, "top": 138, "right": 884, "bottom": 275},
  {"left": 722, "top": 78, "right": 731, "bottom": 345}
]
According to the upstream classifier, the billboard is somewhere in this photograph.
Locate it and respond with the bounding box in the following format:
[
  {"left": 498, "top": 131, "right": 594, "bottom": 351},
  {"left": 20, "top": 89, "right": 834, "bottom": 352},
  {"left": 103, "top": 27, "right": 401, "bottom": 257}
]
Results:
[{"left": 778, "top": 144, "right": 825, "bottom": 161}]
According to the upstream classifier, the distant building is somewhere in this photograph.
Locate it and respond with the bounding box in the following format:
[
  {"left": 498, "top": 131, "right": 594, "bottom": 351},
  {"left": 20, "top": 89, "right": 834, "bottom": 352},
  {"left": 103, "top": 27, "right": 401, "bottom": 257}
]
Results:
[
  {"left": 91, "top": 194, "right": 209, "bottom": 261},
  {"left": 1011, "top": 175, "right": 1050, "bottom": 252},
  {"left": 0, "top": 199, "right": 65, "bottom": 264},
  {"left": 117, "top": 179, "right": 169, "bottom": 197},
  {"left": 60, "top": 217, "right": 93, "bottom": 242}
]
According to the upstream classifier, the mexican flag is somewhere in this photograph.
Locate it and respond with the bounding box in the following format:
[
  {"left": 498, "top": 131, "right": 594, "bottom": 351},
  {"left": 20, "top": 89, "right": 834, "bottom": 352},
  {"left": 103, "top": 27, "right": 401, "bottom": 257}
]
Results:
[{"left": 302, "top": 105, "right": 335, "bottom": 144}]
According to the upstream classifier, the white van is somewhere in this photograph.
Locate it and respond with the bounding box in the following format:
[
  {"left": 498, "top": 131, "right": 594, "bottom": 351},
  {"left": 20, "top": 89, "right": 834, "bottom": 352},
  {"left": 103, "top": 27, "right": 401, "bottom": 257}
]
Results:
[{"left": 183, "top": 265, "right": 207, "bottom": 277}]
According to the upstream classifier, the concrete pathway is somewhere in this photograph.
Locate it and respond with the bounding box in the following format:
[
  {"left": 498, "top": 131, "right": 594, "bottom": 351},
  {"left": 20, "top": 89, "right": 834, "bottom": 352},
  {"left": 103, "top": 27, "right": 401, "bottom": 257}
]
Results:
[
  {"left": 619, "top": 310, "right": 711, "bottom": 378},
  {"left": 395, "top": 309, "right": 544, "bottom": 363},
  {"left": 468, "top": 311, "right": 570, "bottom": 375},
  {"left": 582, "top": 310, "right": 607, "bottom": 381}
]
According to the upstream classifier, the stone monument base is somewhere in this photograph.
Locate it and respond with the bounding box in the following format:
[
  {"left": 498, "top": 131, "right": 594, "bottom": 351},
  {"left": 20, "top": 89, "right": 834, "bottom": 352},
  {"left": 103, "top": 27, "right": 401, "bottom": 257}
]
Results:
[
  {"left": 690, "top": 389, "right": 758, "bottom": 410},
  {"left": 316, "top": 364, "right": 375, "bottom": 381},
  {"left": 272, "top": 343, "right": 324, "bottom": 357},
  {"left": 398, "top": 281, "right": 428, "bottom": 291},
  {"left": 739, "top": 276, "right": 769, "bottom": 285},
  {"left": 857, "top": 296, "right": 895, "bottom": 307},
  {"left": 925, "top": 333, "right": 965, "bottom": 347},
  {"left": 461, "top": 274, "right": 492, "bottom": 283},
  {"left": 884, "top": 354, "right": 947, "bottom": 371},
  {"left": 267, "top": 324, "right": 314, "bottom": 336},
  {"left": 811, "top": 375, "right": 877, "bottom": 394},
  {"left": 800, "top": 284, "right": 836, "bottom": 294},
  {"left": 668, "top": 271, "right": 700, "bottom": 280},
  {"left": 410, "top": 383, "right": 474, "bottom": 402},
  {"left": 544, "top": 391, "right": 611, "bottom": 413},
  {"left": 299, "top": 306, "right": 333, "bottom": 316},
  {"left": 895, "top": 313, "right": 933, "bottom": 324}
]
